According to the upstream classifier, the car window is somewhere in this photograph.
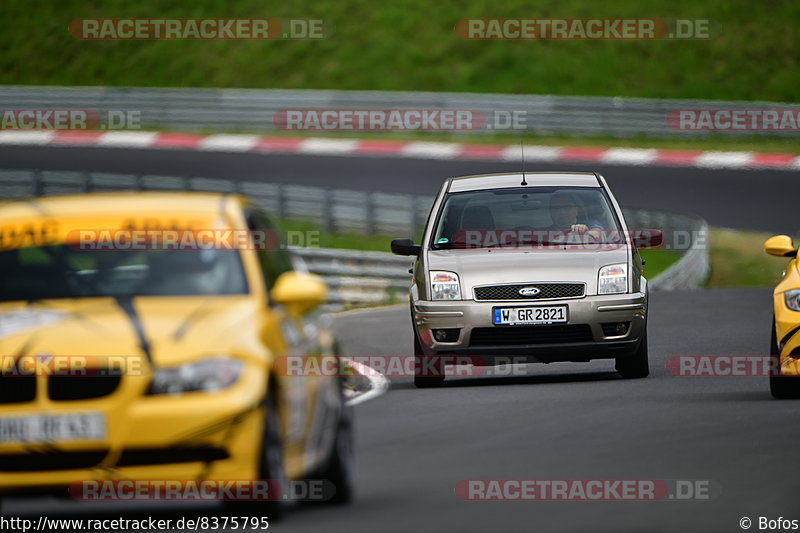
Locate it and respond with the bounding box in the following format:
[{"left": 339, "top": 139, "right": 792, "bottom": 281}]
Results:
[
  {"left": 246, "top": 209, "right": 293, "bottom": 292},
  {"left": 0, "top": 245, "right": 248, "bottom": 301},
  {"left": 431, "top": 187, "right": 623, "bottom": 249}
]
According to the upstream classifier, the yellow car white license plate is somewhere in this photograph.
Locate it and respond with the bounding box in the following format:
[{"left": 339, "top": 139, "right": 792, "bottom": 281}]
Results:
[{"left": 0, "top": 413, "right": 106, "bottom": 443}]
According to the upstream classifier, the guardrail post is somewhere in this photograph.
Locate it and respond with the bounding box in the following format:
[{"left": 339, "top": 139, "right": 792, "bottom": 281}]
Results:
[
  {"left": 409, "top": 195, "right": 419, "bottom": 237},
  {"left": 364, "top": 192, "right": 375, "bottom": 235},
  {"left": 32, "top": 169, "right": 43, "bottom": 197},
  {"left": 276, "top": 183, "right": 285, "bottom": 221},
  {"left": 322, "top": 188, "right": 334, "bottom": 233}
]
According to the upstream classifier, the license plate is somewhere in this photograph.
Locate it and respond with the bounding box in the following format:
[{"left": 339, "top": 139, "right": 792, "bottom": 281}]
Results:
[
  {"left": 0, "top": 413, "right": 106, "bottom": 443},
  {"left": 493, "top": 306, "right": 567, "bottom": 326}
]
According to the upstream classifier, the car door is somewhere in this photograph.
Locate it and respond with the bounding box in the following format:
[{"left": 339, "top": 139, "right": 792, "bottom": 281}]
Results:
[{"left": 245, "top": 207, "right": 339, "bottom": 479}]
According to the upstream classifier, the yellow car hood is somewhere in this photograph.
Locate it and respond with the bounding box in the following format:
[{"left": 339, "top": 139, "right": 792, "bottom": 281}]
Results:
[{"left": 0, "top": 295, "right": 265, "bottom": 369}]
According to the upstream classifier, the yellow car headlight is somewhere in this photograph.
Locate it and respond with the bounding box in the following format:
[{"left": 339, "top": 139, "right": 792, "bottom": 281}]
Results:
[
  {"left": 147, "top": 356, "right": 243, "bottom": 395},
  {"left": 785, "top": 289, "right": 800, "bottom": 311}
]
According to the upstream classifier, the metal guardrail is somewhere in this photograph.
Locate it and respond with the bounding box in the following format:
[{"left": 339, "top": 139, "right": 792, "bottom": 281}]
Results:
[
  {"left": 0, "top": 169, "right": 430, "bottom": 237},
  {"left": 647, "top": 220, "right": 710, "bottom": 290},
  {"left": 622, "top": 208, "right": 710, "bottom": 290},
  {"left": 292, "top": 247, "right": 413, "bottom": 307},
  {"left": 0, "top": 170, "right": 709, "bottom": 305},
  {"left": 0, "top": 85, "right": 798, "bottom": 138}
]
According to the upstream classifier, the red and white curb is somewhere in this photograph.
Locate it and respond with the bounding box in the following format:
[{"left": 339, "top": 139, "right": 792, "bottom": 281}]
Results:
[
  {"left": 0, "top": 130, "right": 797, "bottom": 170},
  {"left": 341, "top": 358, "right": 389, "bottom": 406}
]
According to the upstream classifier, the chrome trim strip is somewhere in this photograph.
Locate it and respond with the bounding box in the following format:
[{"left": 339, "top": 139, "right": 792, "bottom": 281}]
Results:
[
  {"left": 414, "top": 311, "right": 465, "bottom": 318},
  {"left": 597, "top": 303, "right": 644, "bottom": 312}
]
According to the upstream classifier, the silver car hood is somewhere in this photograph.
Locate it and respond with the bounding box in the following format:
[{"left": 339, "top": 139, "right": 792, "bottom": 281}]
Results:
[{"left": 427, "top": 246, "right": 630, "bottom": 297}]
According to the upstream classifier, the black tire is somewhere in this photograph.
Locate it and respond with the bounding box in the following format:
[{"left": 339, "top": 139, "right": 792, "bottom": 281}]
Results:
[
  {"left": 615, "top": 326, "right": 649, "bottom": 379},
  {"left": 770, "top": 316, "right": 800, "bottom": 399},
  {"left": 225, "top": 390, "right": 288, "bottom": 518},
  {"left": 316, "top": 401, "right": 355, "bottom": 505},
  {"left": 413, "top": 332, "right": 445, "bottom": 388}
]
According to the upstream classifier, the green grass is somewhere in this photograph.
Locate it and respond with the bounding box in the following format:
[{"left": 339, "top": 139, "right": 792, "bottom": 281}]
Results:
[
  {"left": 641, "top": 250, "right": 681, "bottom": 279},
  {"left": 707, "top": 227, "right": 791, "bottom": 287},
  {"left": 281, "top": 220, "right": 396, "bottom": 251},
  {"left": 2, "top": 0, "right": 799, "bottom": 102}
]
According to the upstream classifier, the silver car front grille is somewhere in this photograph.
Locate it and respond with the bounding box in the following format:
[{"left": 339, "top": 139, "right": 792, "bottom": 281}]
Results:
[{"left": 473, "top": 283, "right": 585, "bottom": 301}]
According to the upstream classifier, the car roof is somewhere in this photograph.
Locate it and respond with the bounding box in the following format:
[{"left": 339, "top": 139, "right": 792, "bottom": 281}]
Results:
[
  {"left": 0, "top": 191, "right": 244, "bottom": 220},
  {"left": 448, "top": 172, "right": 601, "bottom": 192}
]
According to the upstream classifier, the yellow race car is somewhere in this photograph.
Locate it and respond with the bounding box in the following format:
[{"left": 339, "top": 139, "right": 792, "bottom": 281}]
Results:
[
  {"left": 765, "top": 234, "right": 800, "bottom": 399},
  {"left": 0, "top": 191, "right": 353, "bottom": 513}
]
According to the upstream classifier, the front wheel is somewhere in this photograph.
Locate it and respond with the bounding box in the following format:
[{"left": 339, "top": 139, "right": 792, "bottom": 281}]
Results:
[
  {"left": 225, "top": 390, "right": 288, "bottom": 518},
  {"left": 317, "top": 401, "right": 355, "bottom": 504},
  {"left": 615, "top": 327, "right": 649, "bottom": 379},
  {"left": 770, "top": 316, "right": 800, "bottom": 399},
  {"left": 413, "top": 333, "right": 444, "bottom": 388}
]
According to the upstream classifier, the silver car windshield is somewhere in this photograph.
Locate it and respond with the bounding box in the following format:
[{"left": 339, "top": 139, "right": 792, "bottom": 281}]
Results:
[{"left": 431, "top": 187, "right": 624, "bottom": 249}]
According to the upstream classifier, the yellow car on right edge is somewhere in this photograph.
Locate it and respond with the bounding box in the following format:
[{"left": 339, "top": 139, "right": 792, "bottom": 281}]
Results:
[{"left": 765, "top": 235, "right": 800, "bottom": 399}]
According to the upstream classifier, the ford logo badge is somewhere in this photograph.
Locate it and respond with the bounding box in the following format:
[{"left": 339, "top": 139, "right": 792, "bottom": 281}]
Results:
[{"left": 518, "top": 287, "right": 541, "bottom": 296}]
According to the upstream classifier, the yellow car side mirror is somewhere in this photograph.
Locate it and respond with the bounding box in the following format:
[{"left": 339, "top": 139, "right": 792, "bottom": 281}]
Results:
[
  {"left": 270, "top": 271, "right": 328, "bottom": 316},
  {"left": 764, "top": 235, "right": 798, "bottom": 257}
]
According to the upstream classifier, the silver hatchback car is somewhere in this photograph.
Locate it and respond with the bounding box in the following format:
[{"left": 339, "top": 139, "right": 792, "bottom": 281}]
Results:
[{"left": 391, "top": 172, "right": 662, "bottom": 388}]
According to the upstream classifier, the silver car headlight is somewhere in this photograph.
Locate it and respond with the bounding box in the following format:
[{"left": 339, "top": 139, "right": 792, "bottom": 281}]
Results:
[
  {"left": 598, "top": 263, "right": 628, "bottom": 295},
  {"left": 147, "top": 356, "right": 244, "bottom": 395},
  {"left": 430, "top": 271, "right": 461, "bottom": 300},
  {"left": 785, "top": 289, "right": 800, "bottom": 311}
]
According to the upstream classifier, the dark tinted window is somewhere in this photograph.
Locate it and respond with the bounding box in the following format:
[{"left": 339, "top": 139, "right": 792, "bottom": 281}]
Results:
[
  {"left": 246, "top": 209, "right": 293, "bottom": 291},
  {"left": 0, "top": 246, "right": 248, "bottom": 301}
]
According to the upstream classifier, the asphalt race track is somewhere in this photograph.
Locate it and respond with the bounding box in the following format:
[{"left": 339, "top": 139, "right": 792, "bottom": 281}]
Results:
[
  {"left": 2, "top": 145, "right": 800, "bottom": 234},
  {"left": 5, "top": 289, "right": 792, "bottom": 532},
  {"left": 284, "top": 289, "right": 787, "bottom": 532},
  {"left": 2, "top": 147, "right": 799, "bottom": 532}
]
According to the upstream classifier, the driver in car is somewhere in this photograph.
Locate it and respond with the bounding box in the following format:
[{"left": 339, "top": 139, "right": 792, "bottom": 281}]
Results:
[{"left": 547, "top": 191, "right": 604, "bottom": 242}]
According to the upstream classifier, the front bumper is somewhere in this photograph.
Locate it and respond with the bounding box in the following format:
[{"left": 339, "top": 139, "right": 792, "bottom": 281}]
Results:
[
  {"left": 0, "top": 367, "right": 267, "bottom": 494},
  {"left": 413, "top": 292, "right": 647, "bottom": 362},
  {"left": 774, "top": 304, "right": 800, "bottom": 377}
]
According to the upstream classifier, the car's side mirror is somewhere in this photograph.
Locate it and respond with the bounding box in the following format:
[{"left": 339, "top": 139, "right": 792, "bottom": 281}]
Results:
[
  {"left": 632, "top": 229, "right": 663, "bottom": 249},
  {"left": 391, "top": 238, "right": 421, "bottom": 256},
  {"left": 764, "top": 235, "right": 797, "bottom": 257},
  {"left": 270, "top": 271, "right": 328, "bottom": 316}
]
